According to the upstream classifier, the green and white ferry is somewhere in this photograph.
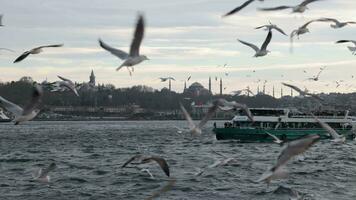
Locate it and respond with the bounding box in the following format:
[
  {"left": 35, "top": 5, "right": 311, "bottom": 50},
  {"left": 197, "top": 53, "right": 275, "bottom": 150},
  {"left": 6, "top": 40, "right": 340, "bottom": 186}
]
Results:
[{"left": 213, "top": 108, "right": 356, "bottom": 142}]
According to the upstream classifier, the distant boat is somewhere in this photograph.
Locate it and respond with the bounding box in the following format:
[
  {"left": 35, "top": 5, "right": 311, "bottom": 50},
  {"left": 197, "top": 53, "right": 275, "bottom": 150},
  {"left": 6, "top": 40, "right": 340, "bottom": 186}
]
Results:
[
  {"left": 0, "top": 108, "right": 11, "bottom": 122},
  {"left": 213, "top": 108, "right": 356, "bottom": 142}
]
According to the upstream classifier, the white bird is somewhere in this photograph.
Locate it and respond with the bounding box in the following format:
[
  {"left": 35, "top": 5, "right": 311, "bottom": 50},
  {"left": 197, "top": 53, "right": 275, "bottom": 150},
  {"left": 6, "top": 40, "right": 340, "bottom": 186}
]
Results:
[
  {"left": 290, "top": 20, "right": 318, "bottom": 41},
  {"left": 307, "top": 67, "right": 324, "bottom": 81},
  {"left": 259, "top": 0, "right": 323, "bottom": 13},
  {"left": 336, "top": 40, "right": 356, "bottom": 55},
  {"left": 180, "top": 99, "right": 223, "bottom": 136},
  {"left": 311, "top": 113, "right": 346, "bottom": 143},
  {"left": 32, "top": 163, "right": 56, "bottom": 183},
  {"left": 223, "top": 0, "right": 264, "bottom": 17},
  {"left": 0, "top": 84, "right": 43, "bottom": 125},
  {"left": 13, "top": 44, "right": 63, "bottom": 63},
  {"left": 255, "top": 22, "right": 287, "bottom": 36},
  {"left": 318, "top": 18, "right": 356, "bottom": 29},
  {"left": 265, "top": 131, "right": 283, "bottom": 144},
  {"left": 257, "top": 134, "right": 320, "bottom": 185},
  {"left": 99, "top": 14, "right": 148, "bottom": 75},
  {"left": 238, "top": 30, "right": 272, "bottom": 57},
  {"left": 282, "top": 82, "right": 323, "bottom": 102},
  {"left": 217, "top": 99, "right": 254, "bottom": 122},
  {"left": 53, "top": 76, "right": 79, "bottom": 96},
  {"left": 159, "top": 77, "right": 175, "bottom": 82},
  {"left": 122, "top": 154, "right": 170, "bottom": 177}
]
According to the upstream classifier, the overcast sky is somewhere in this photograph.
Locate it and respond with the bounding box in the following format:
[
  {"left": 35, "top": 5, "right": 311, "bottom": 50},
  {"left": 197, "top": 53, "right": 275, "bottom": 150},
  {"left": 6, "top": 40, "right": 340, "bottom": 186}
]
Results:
[{"left": 1, "top": 0, "right": 356, "bottom": 96}]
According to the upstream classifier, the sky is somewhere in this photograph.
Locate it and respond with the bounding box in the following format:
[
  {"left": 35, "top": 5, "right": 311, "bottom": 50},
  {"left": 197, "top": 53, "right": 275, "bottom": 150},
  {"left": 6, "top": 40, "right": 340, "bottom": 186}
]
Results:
[{"left": 1, "top": 0, "right": 356, "bottom": 96}]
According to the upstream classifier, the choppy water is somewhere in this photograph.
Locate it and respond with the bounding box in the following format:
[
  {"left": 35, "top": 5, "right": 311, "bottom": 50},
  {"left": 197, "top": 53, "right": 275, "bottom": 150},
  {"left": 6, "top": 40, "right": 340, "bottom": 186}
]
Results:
[{"left": 0, "top": 121, "right": 355, "bottom": 200}]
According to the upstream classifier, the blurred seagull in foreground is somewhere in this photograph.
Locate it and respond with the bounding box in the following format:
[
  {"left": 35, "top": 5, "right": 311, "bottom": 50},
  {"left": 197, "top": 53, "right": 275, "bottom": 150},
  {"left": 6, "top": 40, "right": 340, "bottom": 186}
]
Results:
[
  {"left": 13, "top": 44, "right": 63, "bottom": 63},
  {"left": 282, "top": 82, "right": 323, "bottom": 102},
  {"left": 259, "top": 0, "right": 323, "bottom": 13},
  {"left": 255, "top": 22, "right": 287, "bottom": 36},
  {"left": 53, "top": 76, "right": 79, "bottom": 96},
  {"left": 180, "top": 99, "right": 224, "bottom": 136},
  {"left": 122, "top": 154, "right": 170, "bottom": 177},
  {"left": 318, "top": 18, "right": 356, "bottom": 29},
  {"left": 99, "top": 14, "right": 148, "bottom": 75},
  {"left": 238, "top": 30, "right": 272, "bottom": 57},
  {"left": 32, "top": 163, "right": 56, "bottom": 183},
  {"left": 0, "top": 84, "right": 43, "bottom": 125},
  {"left": 336, "top": 40, "right": 356, "bottom": 55},
  {"left": 311, "top": 113, "right": 346, "bottom": 143},
  {"left": 217, "top": 99, "right": 254, "bottom": 122},
  {"left": 223, "top": 0, "right": 264, "bottom": 17},
  {"left": 196, "top": 150, "right": 238, "bottom": 176},
  {"left": 257, "top": 134, "right": 320, "bottom": 185}
]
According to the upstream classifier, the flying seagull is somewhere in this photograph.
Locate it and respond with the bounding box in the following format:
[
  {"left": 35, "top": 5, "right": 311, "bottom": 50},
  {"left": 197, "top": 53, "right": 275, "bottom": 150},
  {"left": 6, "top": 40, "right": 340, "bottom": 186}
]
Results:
[
  {"left": 180, "top": 99, "right": 223, "bottom": 136},
  {"left": 223, "top": 0, "right": 264, "bottom": 17},
  {"left": 53, "top": 76, "right": 79, "bottom": 96},
  {"left": 238, "top": 29, "right": 272, "bottom": 57},
  {"left": 259, "top": 0, "right": 322, "bottom": 13},
  {"left": 318, "top": 18, "right": 356, "bottom": 29},
  {"left": 282, "top": 82, "right": 323, "bottom": 102},
  {"left": 0, "top": 84, "right": 43, "bottom": 125},
  {"left": 159, "top": 77, "right": 175, "bottom": 82},
  {"left": 257, "top": 134, "right": 320, "bottom": 185},
  {"left": 217, "top": 99, "right": 254, "bottom": 122},
  {"left": 265, "top": 131, "right": 283, "bottom": 144},
  {"left": 13, "top": 44, "right": 63, "bottom": 63},
  {"left": 311, "top": 113, "right": 346, "bottom": 143},
  {"left": 307, "top": 67, "right": 325, "bottom": 81},
  {"left": 0, "top": 48, "right": 15, "bottom": 53},
  {"left": 122, "top": 154, "right": 170, "bottom": 177},
  {"left": 256, "top": 22, "right": 287, "bottom": 36},
  {"left": 336, "top": 40, "right": 356, "bottom": 55},
  {"left": 99, "top": 14, "right": 148, "bottom": 75},
  {"left": 32, "top": 163, "right": 57, "bottom": 183}
]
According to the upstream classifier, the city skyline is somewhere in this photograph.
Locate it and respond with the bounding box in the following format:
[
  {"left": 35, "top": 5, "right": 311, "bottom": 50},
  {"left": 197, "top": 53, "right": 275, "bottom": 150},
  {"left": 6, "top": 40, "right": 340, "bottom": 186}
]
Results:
[{"left": 1, "top": 0, "right": 356, "bottom": 94}]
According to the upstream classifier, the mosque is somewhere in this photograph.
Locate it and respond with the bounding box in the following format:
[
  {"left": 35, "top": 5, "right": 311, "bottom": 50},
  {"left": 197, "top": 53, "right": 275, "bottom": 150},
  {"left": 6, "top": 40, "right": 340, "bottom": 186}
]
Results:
[{"left": 183, "top": 77, "right": 223, "bottom": 96}]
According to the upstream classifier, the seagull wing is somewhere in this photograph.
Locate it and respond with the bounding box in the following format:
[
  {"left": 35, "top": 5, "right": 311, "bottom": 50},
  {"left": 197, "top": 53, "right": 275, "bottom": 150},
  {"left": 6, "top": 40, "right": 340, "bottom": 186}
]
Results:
[
  {"left": 57, "top": 75, "right": 71, "bottom": 82},
  {"left": 260, "top": 30, "right": 272, "bottom": 51},
  {"left": 265, "top": 131, "right": 282, "bottom": 143},
  {"left": 197, "top": 100, "right": 220, "bottom": 129},
  {"left": 223, "top": 0, "right": 255, "bottom": 17},
  {"left": 180, "top": 103, "right": 195, "bottom": 129},
  {"left": 282, "top": 82, "right": 303, "bottom": 93},
  {"left": 121, "top": 154, "right": 143, "bottom": 168},
  {"left": 39, "top": 163, "right": 56, "bottom": 178},
  {"left": 255, "top": 25, "right": 268, "bottom": 29},
  {"left": 259, "top": 6, "right": 292, "bottom": 11},
  {"left": 142, "top": 156, "right": 170, "bottom": 177},
  {"left": 0, "top": 96, "right": 23, "bottom": 116},
  {"left": 0, "top": 48, "right": 15, "bottom": 52},
  {"left": 273, "top": 26, "right": 288, "bottom": 36},
  {"left": 37, "top": 44, "right": 64, "bottom": 49},
  {"left": 22, "top": 84, "right": 43, "bottom": 115},
  {"left": 13, "top": 51, "right": 31, "bottom": 63},
  {"left": 238, "top": 39, "right": 259, "bottom": 53},
  {"left": 311, "top": 114, "right": 341, "bottom": 139},
  {"left": 129, "top": 15, "right": 145, "bottom": 57},
  {"left": 317, "top": 17, "right": 339, "bottom": 23},
  {"left": 98, "top": 39, "right": 129, "bottom": 60},
  {"left": 336, "top": 40, "right": 356, "bottom": 45},
  {"left": 300, "top": 0, "right": 322, "bottom": 7}
]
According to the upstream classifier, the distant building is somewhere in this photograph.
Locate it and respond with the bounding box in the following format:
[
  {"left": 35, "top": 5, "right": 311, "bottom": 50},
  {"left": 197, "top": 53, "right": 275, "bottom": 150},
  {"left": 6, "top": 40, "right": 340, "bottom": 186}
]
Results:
[
  {"left": 89, "top": 70, "right": 96, "bottom": 86},
  {"left": 80, "top": 70, "right": 98, "bottom": 91},
  {"left": 184, "top": 82, "right": 211, "bottom": 97}
]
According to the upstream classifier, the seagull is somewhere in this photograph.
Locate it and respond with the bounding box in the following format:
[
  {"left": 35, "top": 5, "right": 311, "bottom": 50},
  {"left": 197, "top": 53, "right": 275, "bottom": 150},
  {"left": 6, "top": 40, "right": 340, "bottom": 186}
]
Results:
[
  {"left": 159, "top": 77, "right": 175, "bottom": 82},
  {"left": 257, "top": 134, "right": 320, "bottom": 185},
  {"left": 265, "top": 131, "right": 283, "bottom": 144},
  {"left": 255, "top": 22, "right": 287, "bottom": 36},
  {"left": 311, "top": 113, "right": 346, "bottom": 143},
  {"left": 282, "top": 82, "right": 323, "bottom": 102},
  {"left": 290, "top": 20, "right": 319, "bottom": 41},
  {"left": 145, "top": 179, "right": 176, "bottom": 200},
  {"left": 243, "top": 87, "right": 255, "bottom": 96},
  {"left": 196, "top": 150, "right": 238, "bottom": 176},
  {"left": 238, "top": 29, "right": 272, "bottom": 57},
  {"left": 307, "top": 67, "right": 324, "bottom": 81},
  {"left": 217, "top": 99, "right": 254, "bottom": 122},
  {"left": 122, "top": 154, "right": 170, "bottom": 177},
  {"left": 99, "top": 14, "right": 148, "bottom": 75},
  {"left": 318, "top": 18, "right": 356, "bottom": 29},
  {"left": 53, "top": 76, "right": 79, "bottom": 96},
  {"left": 0, "top": 48, "right": 15, "bottom": 53},
  {"left": 223, "top": 0, "right": 264, "bottom": 17},
  {"left": 187, "top": 76, "right": 191, "bottom": 81},
  {"left": 0, "top": 84, "right": 43, "bottom": 125},
  {"left": 32, "top": 163, "right": 56, "bottom": 183},
  {"left": 336, "top": 40, "right": 356, "bottom": 55},
  {"left": 259, "top": 0, "right": 323, "bottom": 13},
  {"left": 180, "top": 99, "right": 223, "bottom": 136},
  {"left": 13, "top": 44, "right": 63, "bottom": 63}
]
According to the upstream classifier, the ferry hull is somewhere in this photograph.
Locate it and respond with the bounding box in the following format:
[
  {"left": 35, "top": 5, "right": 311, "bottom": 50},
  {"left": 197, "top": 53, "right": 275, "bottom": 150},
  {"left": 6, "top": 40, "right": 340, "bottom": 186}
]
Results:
[{"left": 213, "top": 128, "right": 355, "bottom": 142}]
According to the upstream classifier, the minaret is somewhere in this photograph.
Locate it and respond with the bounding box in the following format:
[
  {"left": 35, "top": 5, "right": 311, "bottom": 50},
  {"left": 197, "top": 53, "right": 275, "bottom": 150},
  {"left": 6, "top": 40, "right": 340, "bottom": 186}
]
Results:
[
  {"left": 219, "top": 78, "right": 222, "bottom": 95},
  {"left": 168, "top": 79, "right": 172, "bottom": 92},
  {"left": 247, "top": 86, "right": 250, "bottom": 97},
  {"left": 273, "top": 85, "right": 275, "bottom": 98},
  {"left": 89, "top": 70, "right": 96, "bottom": 86},
  {"left": 263, "top": 84, "right": 266, "bottom": 94},
  {"left": 208, "top": 76, "right": 212, "bottom": 94},
  {"left": 184, "top": 81, "right": 187, "bottom": 91},
  {"left": 257, "top": 85, "right": 260, "bottom": 94},
  {"left": 290, "top": 88, "right": 293, "bottom": 96},
  {"left": 281, "top": 87, "right": 283, "bottom": 97}
]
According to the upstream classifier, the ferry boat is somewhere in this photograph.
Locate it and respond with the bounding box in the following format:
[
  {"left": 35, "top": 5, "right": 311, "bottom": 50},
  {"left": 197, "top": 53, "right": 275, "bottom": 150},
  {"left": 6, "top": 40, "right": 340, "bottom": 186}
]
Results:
[
  {"left": 0, "top": 108, "right": 11, "bottom": 122},
  {"left": 213, "top": 108, "right": 356, "bottom": 142}
]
